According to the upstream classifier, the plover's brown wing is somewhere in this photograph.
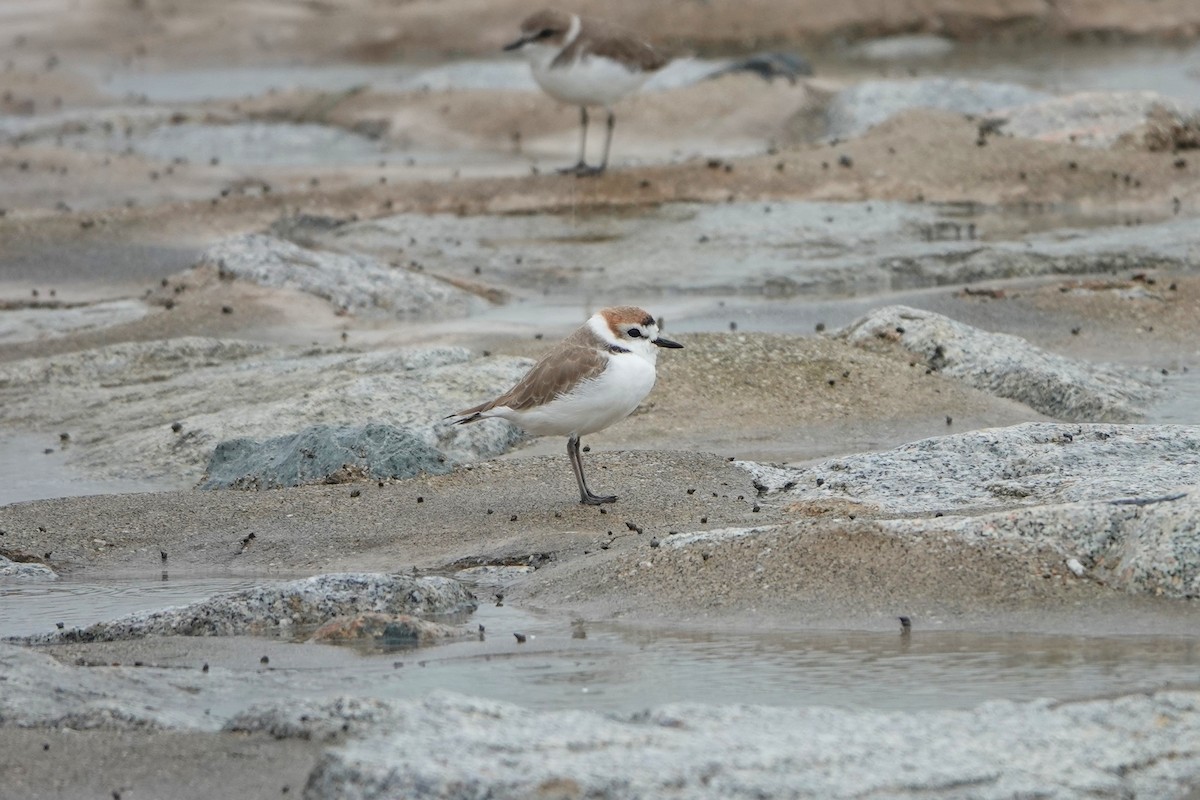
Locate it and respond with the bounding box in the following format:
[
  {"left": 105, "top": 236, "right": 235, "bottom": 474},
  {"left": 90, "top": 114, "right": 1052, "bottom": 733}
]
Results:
[
  {"left": 450, "top": 339, "right": 608, "bottom": 421},
  {"left": 553, "top": 19, "right": 668, "bottom": 72}
]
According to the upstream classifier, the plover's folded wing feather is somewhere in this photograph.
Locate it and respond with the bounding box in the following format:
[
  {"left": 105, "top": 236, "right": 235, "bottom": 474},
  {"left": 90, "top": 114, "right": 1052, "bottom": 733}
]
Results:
[
  {"left": 449, "top": 340, "right": 609, "bottom": 422},
  {"left": 494, "top": 341, "right": 609, "bottom": 411},
  {"left": 552, "top": 20, "right": 668, "bottom": 72}
]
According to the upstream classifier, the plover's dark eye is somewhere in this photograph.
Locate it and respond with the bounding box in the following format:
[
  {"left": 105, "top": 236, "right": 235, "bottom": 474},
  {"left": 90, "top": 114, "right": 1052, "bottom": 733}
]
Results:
[
  {"left": 627, "top": 328, "right": 643, "bottom": 338},
  {"left": 536, "top": 28, "right": 555, "bottom": 39}
]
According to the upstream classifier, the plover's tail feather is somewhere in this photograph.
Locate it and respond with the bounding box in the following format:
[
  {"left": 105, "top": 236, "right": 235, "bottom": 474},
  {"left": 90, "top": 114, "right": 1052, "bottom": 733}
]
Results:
[{"left": 446, "top": 398, "right": 495, "bottom": 425}]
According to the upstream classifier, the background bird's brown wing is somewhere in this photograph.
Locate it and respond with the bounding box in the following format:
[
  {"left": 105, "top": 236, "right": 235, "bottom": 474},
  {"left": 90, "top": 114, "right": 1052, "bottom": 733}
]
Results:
[{"left": 552, "top": 19, "right": 668, "bottom": 72}]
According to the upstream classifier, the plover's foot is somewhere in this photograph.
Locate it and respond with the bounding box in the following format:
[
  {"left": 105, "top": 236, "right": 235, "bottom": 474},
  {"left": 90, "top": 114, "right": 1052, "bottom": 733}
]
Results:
[
  {"left": 581, "top": 492, "right": 618, "bottom": 506},
  {"left": 558, "top": 162, "right": 604, "bottom": 177}
]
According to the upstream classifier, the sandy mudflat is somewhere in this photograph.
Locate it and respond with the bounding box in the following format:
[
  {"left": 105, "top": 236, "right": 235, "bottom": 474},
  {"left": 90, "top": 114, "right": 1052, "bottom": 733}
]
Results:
[{"left": 2, "top": 0, "right": 1200, "bottom": 797}]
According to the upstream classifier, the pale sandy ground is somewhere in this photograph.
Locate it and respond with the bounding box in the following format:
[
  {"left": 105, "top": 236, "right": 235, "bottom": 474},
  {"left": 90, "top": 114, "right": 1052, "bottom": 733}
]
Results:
[{"left": 2, "top": 1, "right": 1200, "bottom": 797}]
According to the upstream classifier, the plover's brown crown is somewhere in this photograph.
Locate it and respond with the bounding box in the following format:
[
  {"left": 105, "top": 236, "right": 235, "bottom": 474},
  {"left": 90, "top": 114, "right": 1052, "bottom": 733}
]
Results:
[{"left": 599, "top": 305, "right": 657, "bottom": 338}]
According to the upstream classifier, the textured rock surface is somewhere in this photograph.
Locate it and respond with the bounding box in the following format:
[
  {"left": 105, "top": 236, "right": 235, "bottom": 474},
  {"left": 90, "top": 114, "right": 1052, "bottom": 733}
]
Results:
[
  {"left": 202, "top": 423, "right": 452, "bottom": 489},
  {"left": 196, "top": 234, "right": 480, "bottom": 320},
  {"left": 302, "top": 690, "right": 1200, "bottom": 800},
  {"left": 0, "top": 644, "right": 217, "bottom": 730},
  {"left": 0, "top": 299, "right": 149, "bottom": 345},
  {"left": 224, "top": 697, "right": 397, "bottom": 741},
  {"left": 19, "top": 573, "right": 477, "bottom": 643},
  {"left": 995, "top": 91, "right": 1199, "bottom": 148},
  {"left": 743, "top": 423, "right": 1200, "bottom": 515},
  {"left": 877, "top": 491, "right": 1200, "bottom": 598},
  {"left": 319, "top": 206, "right": 1200, "bottom": 300},
  {"left": 0, "top": 555, "right": 57, "bottom": 580},
  {"left": 838, "top": 305, "right": 1161, "bottom": 421},
  {"left": 824, "top": 78, "right": 1049, "bottom": 139},
  {"left": 0, "top": 338, "right": 530, "bottom": 483}
]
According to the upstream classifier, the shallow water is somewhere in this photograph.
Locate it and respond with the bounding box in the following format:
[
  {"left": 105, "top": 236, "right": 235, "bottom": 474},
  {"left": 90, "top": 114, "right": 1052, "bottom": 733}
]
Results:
[
  {"left": 89, "top": 43, "right": 1200, "bottom": 107},
  {"left": 943, "top": 41, "right": 1200, "bottom": 107},
  {"left": 0, "top": 432, "right": 185, "bottom": 506},
  {"left": 86, "top": 59, "right": 729, "bottom": 104},
  {"left": 0, "top": 575, "right": 264, "bottom": 638},
  {"left": 3, "top": 576, "right": 1198, "bottom": 713},
  {"left": 1148, "top": 368, "right": 1200, "bottom": 425}
]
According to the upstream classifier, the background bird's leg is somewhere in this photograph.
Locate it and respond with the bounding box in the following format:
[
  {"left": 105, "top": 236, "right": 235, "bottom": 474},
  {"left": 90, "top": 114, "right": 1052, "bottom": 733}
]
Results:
[
  {"left": 597, "top": 109, "right": 615, "bottom": 174},
  {"left": 568, "top": 434, "right": 616, "bottom": 505},
  {"left": 559, "top": 106, "right": 591, "bottom": 174}
]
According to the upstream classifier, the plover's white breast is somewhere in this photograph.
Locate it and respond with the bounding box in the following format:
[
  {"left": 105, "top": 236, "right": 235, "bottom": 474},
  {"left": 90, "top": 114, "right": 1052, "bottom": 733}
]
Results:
[{"left": 503, "top": 351, "right": 657, "bottom": 437}]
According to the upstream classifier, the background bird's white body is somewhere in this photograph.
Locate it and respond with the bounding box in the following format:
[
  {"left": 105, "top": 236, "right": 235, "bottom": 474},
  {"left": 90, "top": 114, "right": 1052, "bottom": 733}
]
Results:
[
  {"left": 505, "top": 10, "right": 667, "bottom": 174},
  {"left": 516, "top": 14, "right": 652, "bottom": 108},
  {"left": 524, "top": 48, "right": 653, "bottom": 109}
]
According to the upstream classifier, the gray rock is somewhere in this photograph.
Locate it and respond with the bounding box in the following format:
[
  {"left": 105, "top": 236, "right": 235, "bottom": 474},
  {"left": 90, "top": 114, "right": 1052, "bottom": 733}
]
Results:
[
  {"left": 0, "top": 336, "right": 269, "bottom": 389},
  {"left": 224, "top": 696, "right": 398, "bottom": 741},
  {"left": 825, "top": 78, "right": 1050, "bottom": 139},
  {"left": 837, "top": 305, "right": 1161, "bottom": 421},
  {"left": 878, "top": 491, "right": 1200, "bottom": 598},
  {"left": 303, "top": 690, "right": 1200, "bottom": 800},
  {"left": 1134, "top": 102, "right": 1200, "bottom": 151},
  {"left": 20, "top": 573, "right": 477, "bottom": 644},
  {"left": 0, "top": 338, "right": 531, "bottom": 484},
  {"left": 316, "top": 204, "right": 1200, "bottom": 301},
  {"left": 0, "top": 643, "right": 218, "bottom": 730},
  {"left": 202, "top": 422, "right": 451, "bottom": 489},
  {"left": 196, "top": 233, "right": 480, "bottom": 320},
  {"left": 0, "top": 555, "right": 57, "bottom": 581},
  {"left": 994, "top": 92, "right": 1200, "bottom": 149},
  {"left": 742, "top": 422, "right": 1200, "bottom": 516},
  {"left": 0, "top": 299, "right": 149, "bottom": 346}
]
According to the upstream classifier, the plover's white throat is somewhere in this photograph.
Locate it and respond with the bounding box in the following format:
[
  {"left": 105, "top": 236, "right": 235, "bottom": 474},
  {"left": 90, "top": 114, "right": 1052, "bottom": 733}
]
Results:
[
  {"left": 504, "top": 8, "right": 668, "bottom": 176},
  {"left": 448, "top": 306, "right": 682, "bottom": 505}
]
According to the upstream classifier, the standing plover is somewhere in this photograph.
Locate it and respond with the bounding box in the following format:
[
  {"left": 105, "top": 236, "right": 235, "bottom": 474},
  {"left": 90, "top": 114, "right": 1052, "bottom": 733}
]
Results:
[
  {"left": 448, "top": 306, "right": 682, "bottom": 505},
  {"left": 504, "top": 8, "right": 668, "bottom": 176}
]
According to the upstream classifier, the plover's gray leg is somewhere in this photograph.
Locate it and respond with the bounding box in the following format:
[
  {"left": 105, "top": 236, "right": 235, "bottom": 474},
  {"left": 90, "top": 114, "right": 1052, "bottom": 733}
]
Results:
[{"left": 568, "top": 434, "right": 616, "bottom": 505}]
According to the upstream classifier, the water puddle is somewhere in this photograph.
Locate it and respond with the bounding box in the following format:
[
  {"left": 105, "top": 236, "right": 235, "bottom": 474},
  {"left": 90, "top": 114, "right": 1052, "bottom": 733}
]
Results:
[
  {"left": 0, "top": 432, "right": 186, "bottom": 506},
  {"left": 0, "top": 575, "right": 263, "bottom": 638},
  {"left": 1146, "top": 367, "right": 1200, "bottom": 425},
  {"left": 4, "top": 576, "right": 1199, "bottom": 713},
  {"left": 944, "top": 42, "right": 1200, "bottom": 107}
]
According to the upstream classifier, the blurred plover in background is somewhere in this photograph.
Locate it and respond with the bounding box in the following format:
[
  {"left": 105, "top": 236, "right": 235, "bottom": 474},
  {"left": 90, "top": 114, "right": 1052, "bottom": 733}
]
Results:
[
  {"left": 448, "top": 306, "right": 682, "bottom": 504},
  {"left": 504, "top": 8, "right": 669, "bottom": 175}
]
